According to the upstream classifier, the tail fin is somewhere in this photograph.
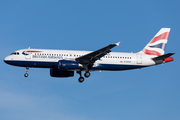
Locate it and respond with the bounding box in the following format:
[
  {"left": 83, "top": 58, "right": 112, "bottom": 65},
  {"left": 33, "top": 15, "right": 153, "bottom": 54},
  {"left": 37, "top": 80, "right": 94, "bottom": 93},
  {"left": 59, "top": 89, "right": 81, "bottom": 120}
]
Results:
[{"left": 139, "top": 28, "right": 171, "bottom": 56}]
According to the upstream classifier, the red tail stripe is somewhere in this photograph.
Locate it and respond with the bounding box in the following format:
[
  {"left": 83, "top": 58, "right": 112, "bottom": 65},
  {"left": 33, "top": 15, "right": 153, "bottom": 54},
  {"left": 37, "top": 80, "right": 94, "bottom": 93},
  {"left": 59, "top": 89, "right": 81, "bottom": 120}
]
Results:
[
  {"left": 150, "top": 32, "right": 169, "bottom": 44},
  {"left": 142, "top": 49, "right": 162, "bottom": 56}
]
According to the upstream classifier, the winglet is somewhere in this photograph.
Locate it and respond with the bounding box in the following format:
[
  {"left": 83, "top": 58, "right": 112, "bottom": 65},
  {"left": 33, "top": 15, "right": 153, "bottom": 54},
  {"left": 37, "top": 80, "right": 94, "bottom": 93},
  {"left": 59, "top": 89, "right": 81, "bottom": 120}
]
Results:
[{"left": 116, "top": 42, "right": 120, "bottom": 47}]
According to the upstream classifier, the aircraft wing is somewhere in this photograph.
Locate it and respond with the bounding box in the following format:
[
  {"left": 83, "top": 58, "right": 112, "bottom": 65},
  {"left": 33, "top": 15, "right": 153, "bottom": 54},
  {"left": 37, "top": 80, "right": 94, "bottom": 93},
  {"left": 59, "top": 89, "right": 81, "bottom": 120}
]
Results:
[{"left": 75, "top": 42, "right": 120, "bottom": 65}]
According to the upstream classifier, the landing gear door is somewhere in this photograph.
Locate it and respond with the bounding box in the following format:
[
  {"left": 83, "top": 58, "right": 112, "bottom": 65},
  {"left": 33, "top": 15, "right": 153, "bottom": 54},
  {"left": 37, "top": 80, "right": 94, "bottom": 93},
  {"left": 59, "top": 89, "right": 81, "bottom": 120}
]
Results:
[{"left": 137, "top": 54, "right": 142, "bottom": 64}]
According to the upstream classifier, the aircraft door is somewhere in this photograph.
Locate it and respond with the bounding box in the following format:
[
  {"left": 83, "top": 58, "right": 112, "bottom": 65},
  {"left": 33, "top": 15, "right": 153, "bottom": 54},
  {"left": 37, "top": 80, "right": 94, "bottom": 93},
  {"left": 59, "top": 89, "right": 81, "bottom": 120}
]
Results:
[
  {"left": 25, "top": 52, "right": 31, "bottom": 59},
  {"left": 136, "top": 54, "right": 142, "bottom": 64}
]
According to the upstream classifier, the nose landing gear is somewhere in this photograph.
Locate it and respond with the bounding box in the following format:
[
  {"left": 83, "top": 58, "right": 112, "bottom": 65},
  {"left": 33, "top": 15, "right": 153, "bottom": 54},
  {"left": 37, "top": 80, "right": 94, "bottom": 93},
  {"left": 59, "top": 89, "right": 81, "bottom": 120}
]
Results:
[{"left": 24, "top": 67, "right": 29, "bottom": 77}]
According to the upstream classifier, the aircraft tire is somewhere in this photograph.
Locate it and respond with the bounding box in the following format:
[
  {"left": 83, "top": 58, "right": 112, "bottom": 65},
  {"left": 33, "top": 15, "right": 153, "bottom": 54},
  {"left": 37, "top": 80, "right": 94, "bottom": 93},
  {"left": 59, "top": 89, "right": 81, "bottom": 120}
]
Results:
[
  {"left": 84, "top": 72, "right": 90, "bottom": 78},
  {"left": 24, "top": 73, "right": 28, "bottom": 77},
  {"left": 78, "top": 77, "right": 84, "bottom": 83}
]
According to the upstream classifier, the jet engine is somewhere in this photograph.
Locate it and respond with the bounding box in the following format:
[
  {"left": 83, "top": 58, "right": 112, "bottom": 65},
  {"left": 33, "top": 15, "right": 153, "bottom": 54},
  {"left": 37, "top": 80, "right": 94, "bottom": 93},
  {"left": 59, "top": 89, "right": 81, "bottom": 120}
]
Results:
[{"left": 58, "top": 60, "right": 82, "bottom": 70}]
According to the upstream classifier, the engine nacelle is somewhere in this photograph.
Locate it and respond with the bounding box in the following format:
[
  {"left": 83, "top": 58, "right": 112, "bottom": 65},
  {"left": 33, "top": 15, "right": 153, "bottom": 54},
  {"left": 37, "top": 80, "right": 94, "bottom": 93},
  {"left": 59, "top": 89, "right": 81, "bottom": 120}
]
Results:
[
  {"left": 58, "top": 60, "right": 82, "bottom": 70},
  {"left": 50, "top": 68, "right": 74, "bottom": 77}
]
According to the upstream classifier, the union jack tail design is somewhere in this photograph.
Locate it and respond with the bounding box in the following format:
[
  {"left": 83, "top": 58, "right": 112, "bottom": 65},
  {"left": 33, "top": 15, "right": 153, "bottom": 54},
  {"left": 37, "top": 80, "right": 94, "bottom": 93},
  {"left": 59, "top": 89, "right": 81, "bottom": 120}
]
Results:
[{"left": 139, "top": 28, "right": 171, "bottom": 56}]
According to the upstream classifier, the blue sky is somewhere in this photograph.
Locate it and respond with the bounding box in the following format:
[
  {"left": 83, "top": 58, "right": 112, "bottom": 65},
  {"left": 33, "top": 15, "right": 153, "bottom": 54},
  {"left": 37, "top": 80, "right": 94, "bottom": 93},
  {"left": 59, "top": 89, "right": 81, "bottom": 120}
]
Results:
[{"left": 0, "top": 0, "right": 179, "bottom": 120}]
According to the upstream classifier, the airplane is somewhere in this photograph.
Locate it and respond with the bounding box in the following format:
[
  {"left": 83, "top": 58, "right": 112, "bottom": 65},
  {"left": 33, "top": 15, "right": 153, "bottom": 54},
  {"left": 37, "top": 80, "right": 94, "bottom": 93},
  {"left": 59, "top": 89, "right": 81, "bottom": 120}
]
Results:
[{"left": 4, "top": 28, "right": 175, "bottom": 83}]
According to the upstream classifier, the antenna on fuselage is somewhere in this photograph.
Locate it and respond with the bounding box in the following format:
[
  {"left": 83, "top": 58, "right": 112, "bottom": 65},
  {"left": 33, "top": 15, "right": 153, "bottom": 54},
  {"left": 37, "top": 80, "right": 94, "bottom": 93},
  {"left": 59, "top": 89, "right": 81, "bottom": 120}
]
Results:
[{"left": 28, "top": 47, "right": 30, "bottom": 49}]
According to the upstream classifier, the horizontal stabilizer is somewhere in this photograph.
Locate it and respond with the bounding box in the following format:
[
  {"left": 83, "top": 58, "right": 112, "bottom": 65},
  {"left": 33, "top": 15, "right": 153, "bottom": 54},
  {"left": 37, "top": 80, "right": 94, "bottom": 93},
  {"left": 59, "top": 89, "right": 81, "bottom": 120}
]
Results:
[{"left": 152, "top": 53, "right": 175, "bottom": 64}]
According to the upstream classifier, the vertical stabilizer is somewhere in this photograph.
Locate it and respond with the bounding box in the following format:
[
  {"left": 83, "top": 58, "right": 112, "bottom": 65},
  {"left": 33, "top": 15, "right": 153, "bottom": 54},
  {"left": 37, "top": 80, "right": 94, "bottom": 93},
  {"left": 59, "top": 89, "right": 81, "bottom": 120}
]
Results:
[{"left": 139, "top": 28, "right": 171, "bottom": 56}]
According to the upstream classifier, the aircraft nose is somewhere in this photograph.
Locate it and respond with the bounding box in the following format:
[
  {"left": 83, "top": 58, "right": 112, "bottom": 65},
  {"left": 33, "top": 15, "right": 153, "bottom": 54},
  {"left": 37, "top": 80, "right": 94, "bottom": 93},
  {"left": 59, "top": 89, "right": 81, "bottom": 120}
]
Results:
[
  {"left": 4, "top": 56, "right": 11, "bottom": 64},
  {"left": 4, "top": 57, "right": 8, "bottom": 64}
]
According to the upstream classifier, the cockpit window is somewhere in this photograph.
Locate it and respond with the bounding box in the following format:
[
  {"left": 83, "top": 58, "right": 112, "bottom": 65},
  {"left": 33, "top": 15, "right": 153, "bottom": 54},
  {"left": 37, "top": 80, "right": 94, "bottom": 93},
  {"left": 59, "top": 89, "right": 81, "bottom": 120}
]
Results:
[
  {"left": 11, "top": 52, "right": 19, "bottom": 55},
  {"left": 11, "top": 52, "right": 15, "bottom": 55}
]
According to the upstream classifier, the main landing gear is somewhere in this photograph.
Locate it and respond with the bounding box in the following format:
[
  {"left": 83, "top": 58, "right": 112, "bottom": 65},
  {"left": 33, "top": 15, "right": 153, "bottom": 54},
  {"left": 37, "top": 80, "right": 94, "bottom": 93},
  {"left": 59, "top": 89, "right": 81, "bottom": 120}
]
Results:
[
  {"left": 24, "top": 67, "right": 29, "bottom": 77},
  {"left": 77, "top": 71, "right": 91, "bottom": 83},
  {"left": 84, "top": 72, "right": 90, "bottom": 78}
]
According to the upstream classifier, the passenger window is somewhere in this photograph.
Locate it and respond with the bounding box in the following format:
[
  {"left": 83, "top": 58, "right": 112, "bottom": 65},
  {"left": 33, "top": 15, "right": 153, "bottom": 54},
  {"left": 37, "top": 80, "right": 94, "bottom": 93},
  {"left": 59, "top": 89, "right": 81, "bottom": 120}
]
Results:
[{"left": 17, "top": 52, "right": 19, "bottom": 55}]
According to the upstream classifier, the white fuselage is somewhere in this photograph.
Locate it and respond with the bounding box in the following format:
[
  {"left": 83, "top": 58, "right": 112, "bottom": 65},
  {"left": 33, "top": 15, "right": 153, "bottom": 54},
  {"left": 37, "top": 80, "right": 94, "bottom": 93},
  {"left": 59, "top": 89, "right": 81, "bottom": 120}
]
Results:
[
  {"left": 3, "top": 28, "right": 174, "bottom": 82},
  {"left": 4, "top": 49, "right": 156, "bottom": 71}
]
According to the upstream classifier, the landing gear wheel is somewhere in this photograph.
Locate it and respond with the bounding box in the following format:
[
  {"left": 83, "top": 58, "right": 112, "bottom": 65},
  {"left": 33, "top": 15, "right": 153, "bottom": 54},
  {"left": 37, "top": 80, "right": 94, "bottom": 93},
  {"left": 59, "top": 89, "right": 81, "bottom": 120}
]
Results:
[
  {"left": 24, "top": 73, "right": 28, "bottom": 77},
  {"left": 78, "top": 77, "right": 84, "bottom": 83},
  {"left": 84, "top": 72, "right": 90, "bottom": 78},
  {"left": 24, "top": 67, "right": 29, "bottom": 77}
]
